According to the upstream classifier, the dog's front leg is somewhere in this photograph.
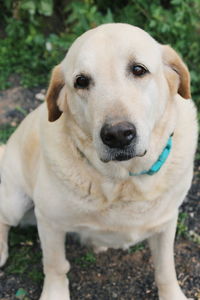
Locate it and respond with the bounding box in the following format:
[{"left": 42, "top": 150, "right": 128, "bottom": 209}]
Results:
[
  {"left": 148, "top": 214, "right": 190, "bottom": 300},
  {"left": 36, "top": 212, "right": 70, "bottom": 300}
]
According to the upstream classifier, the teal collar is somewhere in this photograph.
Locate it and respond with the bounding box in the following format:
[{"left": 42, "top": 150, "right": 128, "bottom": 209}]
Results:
[{"left": 129, "top": 135, "right": 173, "bottom": 176}]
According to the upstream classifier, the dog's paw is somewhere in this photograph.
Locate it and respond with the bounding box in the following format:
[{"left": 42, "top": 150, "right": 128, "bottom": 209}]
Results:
[
  {"left": 39, "top": 274, "right": 70, "bottom": 300},
  {"left": 159, "top": 286, "right": 192, "bottom": 300},
  {"left": 39, "top": 288, "right": 70, "bottom": 300},
  {"left": 39, "top": 294, "right": 70, "bottom": 300},
  {"left": 0, "top": 240, "right": 8, "bottom": 267},
  {"left": 159, "top": 294, "right": 192, "bottom": 300}
]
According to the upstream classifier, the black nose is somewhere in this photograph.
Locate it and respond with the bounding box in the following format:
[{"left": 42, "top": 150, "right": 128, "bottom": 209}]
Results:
[{"left": 100, "top": 122, "right": 136, "bottom": 148}]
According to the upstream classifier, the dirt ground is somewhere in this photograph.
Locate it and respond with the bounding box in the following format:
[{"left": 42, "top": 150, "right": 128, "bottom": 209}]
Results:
[{"left": 0, "top": 84, "right": 199, "bottom": 300}]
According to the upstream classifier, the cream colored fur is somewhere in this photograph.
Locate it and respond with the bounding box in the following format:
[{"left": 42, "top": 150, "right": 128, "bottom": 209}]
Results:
[{"left": 0, "top": 23, "right": 198, "bottom": 300}]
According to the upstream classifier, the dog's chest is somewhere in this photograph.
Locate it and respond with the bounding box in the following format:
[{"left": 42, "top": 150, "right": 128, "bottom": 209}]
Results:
[
  {"left": 68, "top": 181, "right": 172, "bottom": 249},
  {"left": 73, "top": 203, "right": 165, "bottom": 249},
  {"left": 39, "top": 169, "right": 176, "bottom": 249}
]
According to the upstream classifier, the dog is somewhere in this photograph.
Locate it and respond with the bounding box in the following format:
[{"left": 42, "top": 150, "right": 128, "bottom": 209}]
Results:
[{"left": 0, "top": 23, "right": 197, "bottom": 300}]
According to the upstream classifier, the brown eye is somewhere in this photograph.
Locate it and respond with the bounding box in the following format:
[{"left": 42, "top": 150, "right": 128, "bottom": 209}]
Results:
[
  {"left": 132, "top": 65, "right": 148, "bottom": 76},
  {"left": 74, "top": 75, "right": 90, "bottom": 89}
]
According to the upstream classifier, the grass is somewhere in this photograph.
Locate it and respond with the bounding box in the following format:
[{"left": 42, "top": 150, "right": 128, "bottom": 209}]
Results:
[
  {"left": 128, "top": 242, "right": 145, "bottom": 254},
  {"left": 176, "top": 212, "right": 189, "bottom": 238},
  {"left": 176, "top": 212, "right": 200, "bottom": 245},
  {"left": 74, "top": 251, "right": 96, "bottom": 267},
  {"left": 6, "top": 227, "right": 43, "bottom": 283},
  {"left": 0, "top": 124, "right": 17, "bottom": 144}
]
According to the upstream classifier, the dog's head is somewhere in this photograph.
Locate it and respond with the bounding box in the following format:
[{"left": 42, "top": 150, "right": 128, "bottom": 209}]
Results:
[{"left": 46, "top": 23, "right": 190, "bottom": 163}]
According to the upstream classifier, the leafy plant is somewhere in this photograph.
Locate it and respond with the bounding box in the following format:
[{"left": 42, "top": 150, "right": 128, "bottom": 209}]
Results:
[
  {"left": 65, "top": 1, "right": 114, "bottom": 36},
  {"left": 0, "top": 0, "right": 200, "bottom": 111},
  {"left": 75, "top": 251, "right": 96, "bottom": 267},
  {"left": 0, "top": 0, "right": 63, "bottom": 89},
  {"left": 128, "top": 242, "right": 145, "bottom": 253},
  {"left": 0, "top": 124, "right": 17, "bottom": 144},
  {"left": 176, "top": 212, "right": 188, "bottom": 238},
  {"left": 6, "top": 227, "right": 43, "bottom": 282},
  {"left": 0, "top": 0, "right": 113, "bottom": 90}
]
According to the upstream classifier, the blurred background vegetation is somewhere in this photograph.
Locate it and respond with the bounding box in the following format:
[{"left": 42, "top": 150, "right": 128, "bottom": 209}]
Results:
[{"left": 0, "top": 0, "right": 200, "bottom": 103}]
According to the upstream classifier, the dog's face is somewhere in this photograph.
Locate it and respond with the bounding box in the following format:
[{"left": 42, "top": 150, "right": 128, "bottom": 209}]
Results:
[{"left": 46, "top": 23, "right": 190, "bottom": 163}]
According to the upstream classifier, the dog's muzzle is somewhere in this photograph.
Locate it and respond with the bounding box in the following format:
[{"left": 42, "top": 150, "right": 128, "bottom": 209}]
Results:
[{"left": 100, "top": 122, "right": 137, "bottom": 162}]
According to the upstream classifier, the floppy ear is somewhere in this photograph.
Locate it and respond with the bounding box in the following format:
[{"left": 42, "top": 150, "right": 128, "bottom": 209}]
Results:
[
  {"left": 162, "top": 45, "right": 191, "bottom": 99},
  {"left": 46, "top": 64, "right": 65, "bottom": 122}
]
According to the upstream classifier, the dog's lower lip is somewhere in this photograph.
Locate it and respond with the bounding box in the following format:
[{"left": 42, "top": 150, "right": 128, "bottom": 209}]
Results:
[
  {"left": 100, "top": 150, "right": 146, "bottom": 163},
  {"left": 114, "top": 153, "right": 134, "bottom": 161},
  {"left": 100, "top": 153, "right": 135, "bottom": 163},
  {"left": 115, "top": 157, "right": 132, "bottom": 161}
]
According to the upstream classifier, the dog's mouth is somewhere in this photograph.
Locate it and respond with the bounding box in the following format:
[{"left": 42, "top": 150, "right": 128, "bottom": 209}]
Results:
[
  {"left": 100, "top": 149, "right": 146, "bottom": 163},
  {"left": 100, "top": 152, "right": 134, "bottom": 163},
  {"left": 113, "top": 152, "right": 135, "bottom": 161}
]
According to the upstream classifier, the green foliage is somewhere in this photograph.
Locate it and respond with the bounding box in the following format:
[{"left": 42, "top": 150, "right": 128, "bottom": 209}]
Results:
[
  {"left": 0, "top": 0, "right": 200, "bottom": 109},
  {"left": 128, "top": 242, "right": 145, "bottom": 253},
  {"left": 0, "top": 124, "right": 17, "bottom": 144},
  {"left": 0, "top": 0, "right": 64, "bottom": 89},
  {"left": 19, "top": 0, "right": 53, "bottom": 16},
  {"left": 0, "top": 0, "right": 113, "bottom": 89},
  {"left": 75, "top": 251, "right": 96, "bottom": 267},
  {"left": 15, "top": 288, "right": 27, "bottom": 300},
  {"left": 176, "top": 212, "right": 200, "bottom": 245},
  {"left": 176, "top": 212, "right": 189, "bottom": 238},
  {"left": 6, "top": 227, "right": 43, "bottom": 282},
  {"left": 65, "top": 1, "right": 114, "bottom": 36}
]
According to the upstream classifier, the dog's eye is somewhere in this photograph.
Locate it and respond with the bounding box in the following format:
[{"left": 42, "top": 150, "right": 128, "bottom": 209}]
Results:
[
  {"left": 74, "top": 75, "right": 90, "bottom": 89},
  {"left": 132, "top": 65, "right": 148, "bottom": 76}
]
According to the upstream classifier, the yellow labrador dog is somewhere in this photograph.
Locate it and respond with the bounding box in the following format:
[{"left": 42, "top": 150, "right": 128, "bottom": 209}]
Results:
[{"left": 0, "top": 23, "right": 198, "bottom": 300}]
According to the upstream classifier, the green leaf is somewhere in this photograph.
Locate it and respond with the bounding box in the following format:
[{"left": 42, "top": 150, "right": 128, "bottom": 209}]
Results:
[
  {"left": 38, "top": 0, "right": 53, "bottom": 16},
  {"left": 0, "top": 125, "right": 16, "bottom": 144},
  {"left": 103, "top": 9, "right": 114, "bottom": 23},
  {"left": 20, "top": 0, "right": 36, "bottom": 15},
  {"left": 16, "top": 288, "right": 27, "bottom": 299}
]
